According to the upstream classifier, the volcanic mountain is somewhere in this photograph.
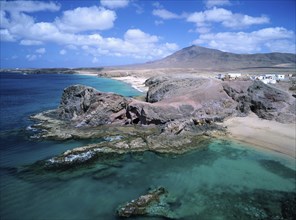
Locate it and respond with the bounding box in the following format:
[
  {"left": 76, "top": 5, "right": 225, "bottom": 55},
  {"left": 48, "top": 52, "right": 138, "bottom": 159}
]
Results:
[{"left": 136, "top": 45, "right": 296, "bottom": 71}]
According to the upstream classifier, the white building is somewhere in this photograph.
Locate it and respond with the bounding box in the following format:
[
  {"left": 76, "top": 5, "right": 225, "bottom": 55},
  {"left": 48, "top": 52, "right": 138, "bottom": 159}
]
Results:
[
  {"left": 227, "top": 73, "right": 241, "bottom": 79},
  {"left": 276, "top": 74, "right": 285, "bottom": 80},
  {"left": 256, "top": 74, "right": 276, "bottom": 84}
]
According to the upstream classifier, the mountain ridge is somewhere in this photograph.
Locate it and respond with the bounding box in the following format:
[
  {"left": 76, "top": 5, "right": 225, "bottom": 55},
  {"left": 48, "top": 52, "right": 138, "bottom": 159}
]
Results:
[{"left": 135, "top": 45, "right": 296, "bottom": 71}]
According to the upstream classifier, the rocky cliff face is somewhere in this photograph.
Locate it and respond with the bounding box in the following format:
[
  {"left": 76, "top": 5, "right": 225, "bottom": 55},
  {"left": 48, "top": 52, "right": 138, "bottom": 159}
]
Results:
[
  {"left": 55, "top": 85, "right": 130, "bottom": 126},
  {"left": 28, "top": 76, "right": 295, "bottom": 173},
  {"left": 223, "top": 80, "right": 295, "bottom": 123},
  {"left": 32, "top": 76, "right": 295, "bottom": 136}
]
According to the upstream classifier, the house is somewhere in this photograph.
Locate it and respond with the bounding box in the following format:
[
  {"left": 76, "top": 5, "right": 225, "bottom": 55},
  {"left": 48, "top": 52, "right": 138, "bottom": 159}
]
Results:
[
  {"left": 256, "top": 74, "right": 276, "bottom": 84},
  {"left": 227, "top": 73, "right": 241, "bottom": 79},
  {"left": 276, "top": 74, "right": 285, "bottom": 80}
]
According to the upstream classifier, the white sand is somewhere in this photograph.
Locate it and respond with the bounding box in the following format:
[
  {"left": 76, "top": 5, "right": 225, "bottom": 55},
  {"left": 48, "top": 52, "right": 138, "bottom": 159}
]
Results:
[
  {"left": 111, "top": 76, "right": 148, "bottom": 93},
  {"left": 222, "top": 113, "right": 296, "bottom": 158}
]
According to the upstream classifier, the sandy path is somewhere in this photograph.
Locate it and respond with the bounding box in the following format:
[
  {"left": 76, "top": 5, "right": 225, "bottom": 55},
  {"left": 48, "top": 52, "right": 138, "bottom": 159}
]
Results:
[{"left": 222, "top": 113, "right": 296, "bottom": 158}]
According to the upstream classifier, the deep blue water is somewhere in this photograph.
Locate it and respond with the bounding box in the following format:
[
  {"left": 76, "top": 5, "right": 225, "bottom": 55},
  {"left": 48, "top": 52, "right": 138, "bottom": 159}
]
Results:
[{"left": 0, "top": 72, "right": 295, "bottom": 220}]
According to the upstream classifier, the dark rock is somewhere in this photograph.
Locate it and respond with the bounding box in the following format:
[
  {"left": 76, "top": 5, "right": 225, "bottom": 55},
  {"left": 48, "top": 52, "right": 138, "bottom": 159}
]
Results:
[
  {"left": 223, "top": 80, "right": 295, "bottom": 123},
  {"left": 117, "top": 187, "right": 176, "bottom": 218},
  {"left": 56, "top": 85, "right": 130, "bottom": 126}
]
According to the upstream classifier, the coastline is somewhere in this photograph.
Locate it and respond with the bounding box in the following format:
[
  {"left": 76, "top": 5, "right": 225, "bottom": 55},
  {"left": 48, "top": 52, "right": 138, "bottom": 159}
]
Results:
[
  {"left": 75, "top": 70, "right": 148, "bottom": 93},
  {"left": 111, "top": 76, "right": 148, "bottom": 93},
  {"left": 63, "top": 72, "right": 295, "bottom": 158},
  {"left": 222, "top": 113, "right": 296, "bottom": 158}
]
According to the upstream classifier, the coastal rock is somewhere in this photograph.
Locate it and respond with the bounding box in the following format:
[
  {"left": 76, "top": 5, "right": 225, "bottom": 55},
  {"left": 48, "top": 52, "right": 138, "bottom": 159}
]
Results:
[
  {"left": 117, "top": 187, "right": 177, "bottom": 218},
  {"left": 223, "top": 80, "right": 295, "bottom": 123},
  {"left": 56, "top": 85, "right": 130, "bottom": 126}
]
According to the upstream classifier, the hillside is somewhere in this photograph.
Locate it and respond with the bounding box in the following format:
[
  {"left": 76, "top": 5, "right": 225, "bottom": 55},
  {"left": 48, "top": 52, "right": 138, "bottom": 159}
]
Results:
[{"left": 135, "top": 45, "right": 296, "bottom": 71}]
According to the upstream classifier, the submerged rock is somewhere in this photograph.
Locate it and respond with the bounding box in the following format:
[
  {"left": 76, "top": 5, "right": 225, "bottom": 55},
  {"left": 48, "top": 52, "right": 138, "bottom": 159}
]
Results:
[{"left": 117, "top": 187, "right": 177, "bottom": 218}]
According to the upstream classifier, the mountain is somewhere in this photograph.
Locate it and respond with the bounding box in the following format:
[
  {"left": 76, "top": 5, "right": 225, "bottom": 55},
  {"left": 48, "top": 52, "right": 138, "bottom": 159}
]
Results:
[{"left": 136, "top": 45, "right": 296, "bottom": 71}]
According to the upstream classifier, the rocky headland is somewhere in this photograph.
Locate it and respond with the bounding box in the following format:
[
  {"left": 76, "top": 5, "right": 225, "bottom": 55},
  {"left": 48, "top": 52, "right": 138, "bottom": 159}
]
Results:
[{"left": 27, "top": 74, "right": 296, "bottom": 171}]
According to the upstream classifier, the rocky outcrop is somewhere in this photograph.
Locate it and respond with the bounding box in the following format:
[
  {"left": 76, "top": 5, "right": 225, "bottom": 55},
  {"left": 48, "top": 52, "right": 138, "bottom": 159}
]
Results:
[
  {"left": 56, "top": 84, "right": 130, "bottom": 126},
  {"left": 143, "top": 75, "right": 238, "bottom": 123},
  {"left": 223, "top": 80, "right": 295, "bottom": 123},
  {"left": 28, "top": 75, "right": 295, "bottom": 170}
]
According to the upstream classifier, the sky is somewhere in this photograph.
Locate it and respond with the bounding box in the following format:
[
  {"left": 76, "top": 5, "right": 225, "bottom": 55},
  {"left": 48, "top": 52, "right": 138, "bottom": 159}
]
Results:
[{"left": 0, "top": 0, "right": 295, "bottom": 68}]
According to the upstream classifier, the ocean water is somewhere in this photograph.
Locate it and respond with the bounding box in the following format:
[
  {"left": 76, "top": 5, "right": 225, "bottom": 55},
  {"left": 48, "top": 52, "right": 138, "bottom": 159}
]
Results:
[{"left": 0, "top": 72, "right": 295, "bottom": 220}]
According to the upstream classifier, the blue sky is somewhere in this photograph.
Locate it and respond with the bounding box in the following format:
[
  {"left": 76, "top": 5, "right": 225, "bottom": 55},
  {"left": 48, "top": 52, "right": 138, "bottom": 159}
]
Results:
[{"left": 0, "top": 0, "right": 295, "bottom": 68}]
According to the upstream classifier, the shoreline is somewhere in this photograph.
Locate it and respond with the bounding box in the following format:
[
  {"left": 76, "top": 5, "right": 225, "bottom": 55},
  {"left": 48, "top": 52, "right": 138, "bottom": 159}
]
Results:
[
  {"left": 111, "top": 76, "right": 148, "bottom": 93},
  {"left": 75, "top": 71, "right": 148, "bottom": 93},
  {"left": 221, "top": 113, "right": 296, "bottom": 158},
  {"left": 60, "top": 72, "right": 295, "bottom": 158}
]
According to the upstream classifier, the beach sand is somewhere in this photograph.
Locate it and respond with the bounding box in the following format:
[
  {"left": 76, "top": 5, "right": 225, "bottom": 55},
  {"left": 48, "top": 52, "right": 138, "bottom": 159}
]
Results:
[
  {"left": 111, "top": 76, "right": 148, "bottom": 92},
  {"left": 222, "top": 113, "right": 296, "bottom": 158}
]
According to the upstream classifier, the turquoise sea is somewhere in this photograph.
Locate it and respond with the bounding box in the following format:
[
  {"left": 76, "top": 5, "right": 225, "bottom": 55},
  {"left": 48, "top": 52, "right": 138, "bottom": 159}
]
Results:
[{"left": 0, "top": 72, "right": 295, "bottom": 220}]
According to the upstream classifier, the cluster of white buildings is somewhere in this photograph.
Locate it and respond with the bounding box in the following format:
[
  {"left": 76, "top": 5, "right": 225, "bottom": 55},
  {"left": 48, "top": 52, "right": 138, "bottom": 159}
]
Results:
[{"left": 217, "top": 73, "right": 286, "bottom": 84}]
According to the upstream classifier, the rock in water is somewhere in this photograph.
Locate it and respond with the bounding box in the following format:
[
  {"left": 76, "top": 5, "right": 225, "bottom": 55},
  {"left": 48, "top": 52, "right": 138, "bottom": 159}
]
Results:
[{"left": 117, "top": 187, "right": 177, "bottom": 218}]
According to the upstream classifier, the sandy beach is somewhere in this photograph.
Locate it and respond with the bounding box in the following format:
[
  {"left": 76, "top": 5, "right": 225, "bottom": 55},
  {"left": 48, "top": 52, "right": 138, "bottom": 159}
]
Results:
[
  {"left": 222, "top": 113, "right": 296, "bottom": 158},
  {"left": 111, "top": 76, "right": 148, "bottom": 92}
]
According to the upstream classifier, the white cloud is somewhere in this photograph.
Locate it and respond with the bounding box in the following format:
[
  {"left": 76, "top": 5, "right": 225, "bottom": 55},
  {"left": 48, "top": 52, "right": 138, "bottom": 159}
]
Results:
[
  {"left": 36, "top": 48, "right": 46, "bottom": 54},
  {"left": 187, "top": 7, "right": 269, "bottom": 29},
  {"left": 124, "top": 29, "right": 158, "bottom": 44},
  {"left": 265, "top": 40, "right": 296, "bottom": 53},
  {"left": 60, "top": 49, "right": 67, "bottom": 55},
  {"left": 100, "top": 0, "right": 129, "bottom": 9},
  {"left": 1, "top": 3, "right": 178, "bottom": 61},
  {"left": 0, "top": 10, "right": 10, "bottom": 28},
  {"left": 55, "top": 6, "right": 116, "bottom": 33},
  {"left": 20, "top": 39, "right": 43, "bottom": 45},
  {"left": 193, "top": 27, "right": 295, "bottom": 53},
  {"left": 0, "top": 29, "right": 16, "bottom": 41},
  {"left": 152, "top": 9, "right": 181, "bottom": 19},
  {"left": 0, "top": 1, "right": 60, "bottom": 13},
  {"left": 26, "top": 54, "right": 37, "bottom": 61},
  {"left": 204, "top": 0, "right": 231, "bottom": 8}
]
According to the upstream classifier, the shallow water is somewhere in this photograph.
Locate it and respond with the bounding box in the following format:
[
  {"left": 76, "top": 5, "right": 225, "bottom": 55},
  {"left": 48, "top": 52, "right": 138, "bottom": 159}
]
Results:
[{"left": 0, "top": 73, "right": 295, "bottom": 220}]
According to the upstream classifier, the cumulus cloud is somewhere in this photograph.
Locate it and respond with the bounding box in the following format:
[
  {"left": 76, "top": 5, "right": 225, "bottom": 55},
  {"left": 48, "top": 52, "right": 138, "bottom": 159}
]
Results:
[
  {"left": 204, "top": 0, "right": 231, "bottom": 8},
  {"left": 187, "top": 7, "right": 269, "bottom": 29},
  {"left": 124, "top": 29, "right": 158, "bottom": 44},
  {"left": 193, "top": 27, "right": 295, "bottom": 53},
  {"left": 152, "top": 9, "right": 181, "bottom": 19},
  {"left": 36, "top": 48, "right": 46, "bottom": 54},
  {"left": 0, "top": 1, "right": 178, "bottom": 61},
  {"left": 100, "top": 0, "right": 129, "bottom": 9},
  {"left": 0, "top": 0, "right": 60, "bottom": 13},
  {"left": 0, "top": 29, "right": 16, "bottom": 41},
  {"left": 55, "top": 6, "right": 116, "bottom": 33}
]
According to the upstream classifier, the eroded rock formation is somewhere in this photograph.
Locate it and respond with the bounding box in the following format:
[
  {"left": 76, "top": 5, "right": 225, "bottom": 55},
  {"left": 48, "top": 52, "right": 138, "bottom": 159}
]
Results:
[{"left": 29, "top": 75, "right": 295, "bottom": 169}]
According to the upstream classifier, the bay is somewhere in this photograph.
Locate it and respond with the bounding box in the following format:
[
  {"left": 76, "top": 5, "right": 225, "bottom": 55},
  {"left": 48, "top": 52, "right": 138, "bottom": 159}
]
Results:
[{"left": 0, "top": 72, "right": 295, "bottom": 220}]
